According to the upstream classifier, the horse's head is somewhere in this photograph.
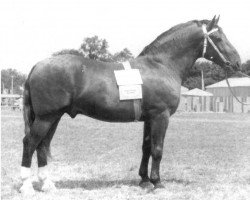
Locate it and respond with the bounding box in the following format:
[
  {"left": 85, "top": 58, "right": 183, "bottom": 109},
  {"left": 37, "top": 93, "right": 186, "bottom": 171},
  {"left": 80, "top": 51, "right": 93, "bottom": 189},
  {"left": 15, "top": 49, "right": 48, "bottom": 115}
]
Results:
[{"left": 200, "top": 16, "right": 241, "bottom": 71}]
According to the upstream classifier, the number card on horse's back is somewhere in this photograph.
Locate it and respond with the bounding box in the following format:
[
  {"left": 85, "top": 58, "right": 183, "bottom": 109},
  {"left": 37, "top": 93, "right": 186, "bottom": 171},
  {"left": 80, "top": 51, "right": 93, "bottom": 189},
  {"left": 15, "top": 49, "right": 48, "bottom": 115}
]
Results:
[
  {"left": 114, "top": 69, "right": 143, "bottom": 100},
  {"left": 114, "top": 69, "right": 143, "bottom": 85},
  {"left": 118, "top": 84, "right": 142, "bottom": 100}
]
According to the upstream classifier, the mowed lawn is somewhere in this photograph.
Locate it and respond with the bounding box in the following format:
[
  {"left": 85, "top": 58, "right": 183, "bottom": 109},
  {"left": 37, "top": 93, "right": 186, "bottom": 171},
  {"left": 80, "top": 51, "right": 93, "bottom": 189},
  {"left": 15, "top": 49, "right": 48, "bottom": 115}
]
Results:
[{"left": 1, "top": 109, "right": 250, "bottom": 200}]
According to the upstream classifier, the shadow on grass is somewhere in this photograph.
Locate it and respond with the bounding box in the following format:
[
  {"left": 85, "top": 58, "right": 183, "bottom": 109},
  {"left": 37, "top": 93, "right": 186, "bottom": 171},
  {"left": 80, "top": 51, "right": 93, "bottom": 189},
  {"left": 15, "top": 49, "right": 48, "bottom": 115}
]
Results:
[
  {"left": 12, "top": 178, "right": 193, "bottom": 193},
  {"left": 55, "top": 178, "right": 139, "bottom": 190},
  {"left": 55, "top": 177, "right": 193, "bottom": 190},
  {"left": 164, "top": 178, "right": 194, "bottom": 186}
]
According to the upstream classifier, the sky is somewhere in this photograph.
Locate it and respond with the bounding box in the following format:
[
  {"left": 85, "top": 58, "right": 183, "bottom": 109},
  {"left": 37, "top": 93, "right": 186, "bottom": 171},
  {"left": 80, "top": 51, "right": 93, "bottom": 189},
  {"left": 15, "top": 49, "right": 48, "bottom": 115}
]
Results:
[{"left": 1, "top": 0, "right": 250, "bottom": 74}]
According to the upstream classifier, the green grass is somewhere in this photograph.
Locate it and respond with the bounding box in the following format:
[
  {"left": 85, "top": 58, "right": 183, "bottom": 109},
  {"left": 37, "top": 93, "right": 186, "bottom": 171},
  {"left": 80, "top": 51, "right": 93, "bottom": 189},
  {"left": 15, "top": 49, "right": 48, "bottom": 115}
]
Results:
[{"left": 1, "top": 110, "right": 250, "bottom": 199}]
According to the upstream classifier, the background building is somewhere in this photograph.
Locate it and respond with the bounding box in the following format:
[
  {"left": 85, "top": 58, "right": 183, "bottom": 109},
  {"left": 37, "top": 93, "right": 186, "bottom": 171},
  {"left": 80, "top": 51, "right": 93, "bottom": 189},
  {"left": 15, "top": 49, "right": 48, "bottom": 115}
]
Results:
[
  {"left": 206, "top": 77, "right": 250, "bottom": 113},
  {"left": 181, "top": 88, "right": 213, "bottom": 112}
]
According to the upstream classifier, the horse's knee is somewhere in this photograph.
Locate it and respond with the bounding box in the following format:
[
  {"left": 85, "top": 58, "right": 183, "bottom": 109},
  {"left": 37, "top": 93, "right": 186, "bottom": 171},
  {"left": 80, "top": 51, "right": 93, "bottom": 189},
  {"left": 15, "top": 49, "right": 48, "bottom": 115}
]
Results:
[
  {"left": 151, "top": 146, "right": 163, "bottom": 160},
  {"left": 23, "top": 135, "right": 30, "bottom": 146},
  {"left": 31, "top": 118, "right": 53, "bottom": 137}
]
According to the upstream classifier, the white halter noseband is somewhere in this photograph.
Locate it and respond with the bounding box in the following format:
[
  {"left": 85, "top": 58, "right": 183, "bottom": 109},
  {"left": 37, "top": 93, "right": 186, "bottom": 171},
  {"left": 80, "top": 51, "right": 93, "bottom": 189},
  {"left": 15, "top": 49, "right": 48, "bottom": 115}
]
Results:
[{"left": 202, "top": 24, "right": 230, "bottom": 66}]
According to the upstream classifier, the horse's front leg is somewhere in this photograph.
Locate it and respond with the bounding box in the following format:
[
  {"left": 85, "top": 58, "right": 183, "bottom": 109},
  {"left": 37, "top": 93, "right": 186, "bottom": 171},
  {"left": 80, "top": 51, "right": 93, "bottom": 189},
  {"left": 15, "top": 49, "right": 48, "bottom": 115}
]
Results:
[
  {"left": 149, "top": 110, "right": 169, "bottom": 188},
  {"left": 139, "top": 120, "right": 154, "bottom": 189}
]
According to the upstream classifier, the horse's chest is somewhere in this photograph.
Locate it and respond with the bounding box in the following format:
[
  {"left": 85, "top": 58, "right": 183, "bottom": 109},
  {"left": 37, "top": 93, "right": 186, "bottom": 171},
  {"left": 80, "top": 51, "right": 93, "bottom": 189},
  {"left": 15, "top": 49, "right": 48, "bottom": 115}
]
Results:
[
  {"left": 143, "top": 77, "right": 181, "bottom": 114},
  {"left": 159, "top": 81, "right": 180, "bottom": 105}
]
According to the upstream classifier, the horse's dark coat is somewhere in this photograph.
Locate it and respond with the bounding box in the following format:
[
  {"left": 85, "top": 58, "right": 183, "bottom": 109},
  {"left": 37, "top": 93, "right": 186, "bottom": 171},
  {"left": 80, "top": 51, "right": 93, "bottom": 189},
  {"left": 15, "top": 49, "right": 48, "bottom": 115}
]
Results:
[{"left": 21, "top": 17, "right": 241, "bottom": 188}]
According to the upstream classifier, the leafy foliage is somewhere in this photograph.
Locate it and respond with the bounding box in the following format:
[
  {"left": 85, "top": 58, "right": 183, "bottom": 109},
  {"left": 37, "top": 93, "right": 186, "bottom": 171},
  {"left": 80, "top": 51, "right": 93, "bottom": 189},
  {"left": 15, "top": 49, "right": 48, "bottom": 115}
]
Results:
[
  {"left": 52, "top": 49, "right": 83, "bottom": 57},
  {"left": 242, "top": 60, "right": 250, "bottom": 75},
  {"left": 79, "top": 36, "right": 113, "bottom": 62},
  {"left": 53, "top": 36, "right": 134, "bottom": 63},
  {"left": 182, "top": 60, "right": 247, "bottom": 89},
  {"left": 1, "top": 69, "right": 27, "bottom": 94},
  {"left": 112, "top": 48, "right": 134, "bottom": 62}
]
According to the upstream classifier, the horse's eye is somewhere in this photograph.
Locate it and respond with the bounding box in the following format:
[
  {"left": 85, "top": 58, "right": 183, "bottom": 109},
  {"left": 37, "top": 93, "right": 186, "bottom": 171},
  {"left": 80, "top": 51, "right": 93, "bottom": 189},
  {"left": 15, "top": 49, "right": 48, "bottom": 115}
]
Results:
[{"left": 212, "top": 35, "right": 222, "bottom": 42}]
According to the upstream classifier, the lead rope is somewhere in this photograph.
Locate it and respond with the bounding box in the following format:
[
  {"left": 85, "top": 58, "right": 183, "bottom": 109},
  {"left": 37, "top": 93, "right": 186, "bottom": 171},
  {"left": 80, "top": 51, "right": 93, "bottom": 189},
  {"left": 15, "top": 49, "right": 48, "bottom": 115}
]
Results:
[
  {"left": 225, "top": 72, "right": 250, "bottom": 105},
  {"left": 237, "top": 71, "right": 250, "bottom": 78}
]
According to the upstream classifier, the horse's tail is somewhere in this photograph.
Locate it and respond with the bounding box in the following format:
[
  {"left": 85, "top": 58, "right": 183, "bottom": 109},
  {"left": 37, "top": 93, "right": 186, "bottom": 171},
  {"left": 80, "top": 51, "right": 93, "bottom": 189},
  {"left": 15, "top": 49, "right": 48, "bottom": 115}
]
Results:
[{"left": 23, "top": 78, "right": 35, "bottom": 137}]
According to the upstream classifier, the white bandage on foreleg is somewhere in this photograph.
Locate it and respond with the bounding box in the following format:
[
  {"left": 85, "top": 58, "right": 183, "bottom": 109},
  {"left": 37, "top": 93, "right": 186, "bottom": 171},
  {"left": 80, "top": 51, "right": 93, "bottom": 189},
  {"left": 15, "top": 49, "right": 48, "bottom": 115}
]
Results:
[
  {"left": 21, "top": 167, "right": 31, "bottom": 180},
  {"left": 38, "top": 166, "right": 48, "bottom": 181}
]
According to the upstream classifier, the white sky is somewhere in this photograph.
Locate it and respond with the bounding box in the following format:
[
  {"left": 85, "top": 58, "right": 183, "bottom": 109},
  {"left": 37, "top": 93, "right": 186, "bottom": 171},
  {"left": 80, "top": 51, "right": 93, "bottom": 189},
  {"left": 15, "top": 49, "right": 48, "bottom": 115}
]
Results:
[{"left": 1, "top": 0, "right": 250, "bottom": 74}]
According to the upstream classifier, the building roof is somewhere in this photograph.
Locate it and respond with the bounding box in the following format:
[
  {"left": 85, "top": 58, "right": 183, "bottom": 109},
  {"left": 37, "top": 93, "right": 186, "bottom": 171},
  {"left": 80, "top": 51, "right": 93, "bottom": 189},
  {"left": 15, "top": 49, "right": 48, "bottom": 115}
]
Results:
[
  {"left": 1, "top": 94, "right": 22, "bottom": 98},
  {"left": 182, "top": 88, "right": 213, "bottom": 97},
  {"left": 206, "top": 77, "right": 250, "bottom": 88},
  {"left": 181, "top": 86, "right": 189, "bottom": 94}
]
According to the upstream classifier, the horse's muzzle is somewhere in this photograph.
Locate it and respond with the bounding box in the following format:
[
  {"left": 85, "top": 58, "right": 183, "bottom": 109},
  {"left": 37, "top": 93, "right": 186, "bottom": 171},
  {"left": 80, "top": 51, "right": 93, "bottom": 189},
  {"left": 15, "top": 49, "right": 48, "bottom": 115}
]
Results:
[
  {"left": 225, "top": 61, "right": 241, "bottom": 72},
  {"left": 232, "top": 61, "right": 242, "bottom": 71}
]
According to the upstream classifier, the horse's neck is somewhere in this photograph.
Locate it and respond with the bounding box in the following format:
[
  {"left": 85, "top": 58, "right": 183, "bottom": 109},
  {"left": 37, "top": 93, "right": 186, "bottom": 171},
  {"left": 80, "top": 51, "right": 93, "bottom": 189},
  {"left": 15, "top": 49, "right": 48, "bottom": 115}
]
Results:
[
  {"left": 139, "top": 23, "right": 202, "bottom": 80},
  {"left": 169, "top": 48, "right": 200, "bottom": 79},
  {"left": 140, "top": 44, "right": 200, "bottom": 80}
]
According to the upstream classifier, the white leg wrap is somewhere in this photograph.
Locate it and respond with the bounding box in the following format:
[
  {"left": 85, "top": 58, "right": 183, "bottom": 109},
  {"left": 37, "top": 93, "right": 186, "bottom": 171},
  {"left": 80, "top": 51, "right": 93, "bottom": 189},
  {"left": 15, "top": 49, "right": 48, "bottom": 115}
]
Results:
[
  {"left": 20, "top": 167, "right": 35, "bottom": 195},
  {"left": 21, "top": 167, "right": 31, "bottom": 180},
  {"left": 38, "top": 166, "right": 48, "bottom": 181},
  {"left": 38, "top": 166, "right": 56, "bottom": 192}
]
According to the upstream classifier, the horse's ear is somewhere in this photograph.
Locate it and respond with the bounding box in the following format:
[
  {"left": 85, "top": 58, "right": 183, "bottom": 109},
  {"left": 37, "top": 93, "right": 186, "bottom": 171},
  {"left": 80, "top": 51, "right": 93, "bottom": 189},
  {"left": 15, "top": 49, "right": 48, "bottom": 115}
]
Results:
[
  {"left": 207, "top": 15, "right": 217, "bottom": 31},
  {"left": 215, "top": 15, "right": 220, "bottom": 25}
]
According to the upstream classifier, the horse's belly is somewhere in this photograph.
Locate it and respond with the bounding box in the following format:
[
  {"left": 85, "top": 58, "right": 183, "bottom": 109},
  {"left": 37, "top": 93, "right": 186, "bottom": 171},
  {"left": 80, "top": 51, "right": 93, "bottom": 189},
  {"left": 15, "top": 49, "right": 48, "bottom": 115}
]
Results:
[{"left": 71, "top": 92, "right": 137, "bottom": 122}]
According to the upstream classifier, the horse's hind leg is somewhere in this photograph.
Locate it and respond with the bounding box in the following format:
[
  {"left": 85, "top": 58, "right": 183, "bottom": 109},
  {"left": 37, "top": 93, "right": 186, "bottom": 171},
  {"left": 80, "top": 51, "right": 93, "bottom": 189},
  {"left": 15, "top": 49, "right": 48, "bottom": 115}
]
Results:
[
  {"left": 20, "top": 116, "right": 57, "bottom": 195},
  {"left": 139, "top": 120, "right": 154, "bottom": 189},
  {"left": 36, "top": 118, "right": 60, "bottom": 192}
]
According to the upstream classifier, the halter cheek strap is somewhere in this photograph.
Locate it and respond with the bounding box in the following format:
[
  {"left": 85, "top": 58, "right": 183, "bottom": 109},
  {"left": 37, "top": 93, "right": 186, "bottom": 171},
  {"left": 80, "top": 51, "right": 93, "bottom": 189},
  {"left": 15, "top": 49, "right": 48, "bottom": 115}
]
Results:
[
  {"left": 202, "top": 24, "right": 230, "bottom": 65},
  {"left": 202, "top": 24, "right": 218, "bottom": 57}
]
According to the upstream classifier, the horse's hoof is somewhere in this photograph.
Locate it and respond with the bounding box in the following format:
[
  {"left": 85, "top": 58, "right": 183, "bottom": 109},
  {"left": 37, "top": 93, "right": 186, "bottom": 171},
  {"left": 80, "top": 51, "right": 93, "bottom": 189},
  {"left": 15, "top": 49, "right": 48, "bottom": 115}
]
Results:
[
  {"left": 139, "top": 180, "right": 154, "bottom": 190},
  {"left": 153, "top": 182, "right": 165, "bottom": 189},
  {"left": 41, "top": 179, "right": 56, "bottom": 192},
  {"left": 20, "top": 180, "right": 35, "bottom": 196}
]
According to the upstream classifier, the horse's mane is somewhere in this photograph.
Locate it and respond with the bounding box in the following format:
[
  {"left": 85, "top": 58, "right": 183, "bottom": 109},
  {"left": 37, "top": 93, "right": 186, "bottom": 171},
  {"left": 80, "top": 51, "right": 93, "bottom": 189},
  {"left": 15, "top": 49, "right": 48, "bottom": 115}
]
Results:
[{"left": 139, "top": 20, "right": 209, "bottom": 56}]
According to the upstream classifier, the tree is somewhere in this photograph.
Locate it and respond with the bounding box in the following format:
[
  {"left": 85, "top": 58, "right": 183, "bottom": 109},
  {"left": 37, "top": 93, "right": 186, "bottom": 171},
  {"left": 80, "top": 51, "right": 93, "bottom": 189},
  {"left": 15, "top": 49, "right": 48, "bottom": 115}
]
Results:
[
  {"left": 242, "top": 60, "right": 250, "bottom": 75},
  {"left": 1, "top": 69, "right": 27, "bottom": 94},
  {"left": 79, "top": 36, "right": 113, "bottom": 62},
  {"left": 53, "top": 36, "right": 134, "bottom": 63},
  {"left": 112, "top": 48, "right": 134, "bottom": 62},
  {"left": 182, "top": 60, "right": 238, "bottom": 89},
  {"left": 52, "top": 49, "right": 83, "bottom": 57}
]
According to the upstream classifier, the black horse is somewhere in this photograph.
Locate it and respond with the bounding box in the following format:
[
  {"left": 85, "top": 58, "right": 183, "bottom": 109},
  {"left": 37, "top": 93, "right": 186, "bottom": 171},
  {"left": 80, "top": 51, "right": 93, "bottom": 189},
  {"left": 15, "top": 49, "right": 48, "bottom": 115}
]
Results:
[{"left": 20, "top": 16, "right": 241, "bottom": 194}]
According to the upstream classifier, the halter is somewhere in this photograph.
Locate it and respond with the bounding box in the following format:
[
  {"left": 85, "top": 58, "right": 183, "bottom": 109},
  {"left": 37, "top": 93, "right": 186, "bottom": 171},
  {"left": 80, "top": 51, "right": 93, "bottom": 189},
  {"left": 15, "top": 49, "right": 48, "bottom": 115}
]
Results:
[
  {"left": 202, "top": 24, "right": 231, "bottom": 66},
  {"left": 202, "top": 24, "right": 250, "bottom": 106}
]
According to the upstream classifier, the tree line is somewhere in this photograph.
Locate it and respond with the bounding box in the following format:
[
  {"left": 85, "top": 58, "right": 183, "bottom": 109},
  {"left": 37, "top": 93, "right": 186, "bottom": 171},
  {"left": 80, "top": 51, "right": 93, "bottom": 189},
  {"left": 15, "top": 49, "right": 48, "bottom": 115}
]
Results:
[
  {"left": 182, "top": 60, "right": 250, "bottom": 89},
  {"left": 52, "top": 35, "right": 134, "bottom": 63},
  {"left": 1, "top": 35, "right": 250, "bottom": 95}
]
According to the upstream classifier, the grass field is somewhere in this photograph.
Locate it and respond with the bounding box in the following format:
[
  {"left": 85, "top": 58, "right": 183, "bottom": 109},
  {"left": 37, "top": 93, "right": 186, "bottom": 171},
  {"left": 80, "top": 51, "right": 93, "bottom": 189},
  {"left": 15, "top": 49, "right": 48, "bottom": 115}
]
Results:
[{"left": 1, "top": 109, "right": 250, "bottom": 200}]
